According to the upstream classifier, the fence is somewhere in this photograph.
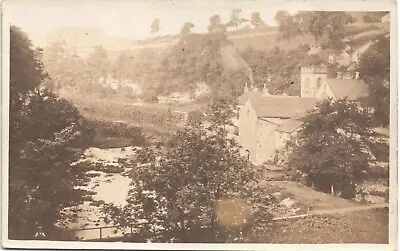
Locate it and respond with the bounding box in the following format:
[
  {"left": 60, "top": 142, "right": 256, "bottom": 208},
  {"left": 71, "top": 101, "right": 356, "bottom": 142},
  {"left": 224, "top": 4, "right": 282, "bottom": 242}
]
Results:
[
  {"left": 70, "top": 222, "right": 160, "bottom": 241},
  {"left": 70, "top": 204, "right": 388, "bottom": 241}
]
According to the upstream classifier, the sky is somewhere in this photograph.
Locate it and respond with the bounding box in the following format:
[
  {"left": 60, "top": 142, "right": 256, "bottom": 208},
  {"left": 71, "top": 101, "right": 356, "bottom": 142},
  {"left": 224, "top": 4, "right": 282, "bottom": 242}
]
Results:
[
  {"left": 4, "top": 0, "right": 306, "bottom": 46},
  {"left": 4, "top": 0, "right": 393, "bottom": 47}
]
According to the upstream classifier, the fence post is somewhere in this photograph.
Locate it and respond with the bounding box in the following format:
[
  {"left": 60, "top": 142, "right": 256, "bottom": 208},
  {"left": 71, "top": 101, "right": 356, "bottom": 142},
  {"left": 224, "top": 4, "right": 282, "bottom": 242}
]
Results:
[{"left": 100, "top": 227, "right": 102, "bottom": 240}]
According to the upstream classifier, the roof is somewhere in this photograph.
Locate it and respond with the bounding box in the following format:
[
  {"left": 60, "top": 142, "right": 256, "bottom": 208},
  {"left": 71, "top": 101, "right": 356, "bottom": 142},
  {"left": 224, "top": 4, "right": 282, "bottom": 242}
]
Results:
[
  {"left": 249, "top": 95, "right": 317, "bottom": 119},
  {"left": 277, "top": 119, "right": 304, "bottom": 133},
  {"left": 326, "top": 79, "right": 368, "bottom": 100},
  {"left": 336, "top": 52, "right": 352, "bottom": 66},
  {"left": 238, "top": 91, "right": 262, "bottom": 105}
]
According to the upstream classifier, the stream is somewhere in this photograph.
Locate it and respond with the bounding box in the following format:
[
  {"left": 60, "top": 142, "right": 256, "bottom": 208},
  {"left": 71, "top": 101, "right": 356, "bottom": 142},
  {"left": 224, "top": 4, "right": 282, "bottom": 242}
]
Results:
[{"left": 59, "top": 147, "right": 136, "bottom": 240}]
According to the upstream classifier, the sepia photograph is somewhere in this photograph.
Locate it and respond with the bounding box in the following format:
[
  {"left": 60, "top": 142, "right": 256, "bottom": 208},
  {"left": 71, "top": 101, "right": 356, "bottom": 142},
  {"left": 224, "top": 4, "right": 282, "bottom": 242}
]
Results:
[{"left": 1, "top": 0, "right": 397, "bottom": 250}]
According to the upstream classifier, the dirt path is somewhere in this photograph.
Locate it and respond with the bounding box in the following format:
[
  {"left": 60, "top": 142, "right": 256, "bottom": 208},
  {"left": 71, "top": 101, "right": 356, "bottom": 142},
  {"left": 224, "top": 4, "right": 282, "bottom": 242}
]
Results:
[
  {"left": 273, "top": 203, "right": 388, "bottom": 221},
  {"left": 311, "top": 203, "right": 388, "bottom": 215},
  {"left": 268, "top": 180, "right": 358, "bottom": 210}
]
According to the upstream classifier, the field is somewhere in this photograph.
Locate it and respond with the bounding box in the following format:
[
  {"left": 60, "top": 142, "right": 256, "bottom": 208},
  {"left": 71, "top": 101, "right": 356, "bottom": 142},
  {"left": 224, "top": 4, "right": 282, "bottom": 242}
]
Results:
[
  {"left": 231, "top": 32, "right": 316, "bottom": 52},
  {"left": 62, "top": 92, "right": 204, "bottom": 136},
  {"left": 119, "top": 22, "right": 387, "bottom": 56}
]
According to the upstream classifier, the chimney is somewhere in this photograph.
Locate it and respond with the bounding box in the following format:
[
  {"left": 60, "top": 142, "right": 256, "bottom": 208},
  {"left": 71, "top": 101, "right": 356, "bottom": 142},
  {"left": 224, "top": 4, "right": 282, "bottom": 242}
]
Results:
[
  {"left": 244, "top": 82, "right": 249, "bottom": 93},
  {"left": 355, "top": 72, "right": 360, "bottom": 79}
]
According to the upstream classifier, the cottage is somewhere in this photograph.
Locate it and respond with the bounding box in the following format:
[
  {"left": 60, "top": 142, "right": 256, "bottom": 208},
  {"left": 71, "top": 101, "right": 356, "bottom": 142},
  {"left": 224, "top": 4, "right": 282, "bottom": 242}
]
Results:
[
  {"left": 238, "top": 95, "right": 317, "bottom": 165},
  {"left": 237, "top": 66, "right": 369, "bottom": 165},
  {"left": 315, "top": 78, "right": 368, "bottom": 100}
]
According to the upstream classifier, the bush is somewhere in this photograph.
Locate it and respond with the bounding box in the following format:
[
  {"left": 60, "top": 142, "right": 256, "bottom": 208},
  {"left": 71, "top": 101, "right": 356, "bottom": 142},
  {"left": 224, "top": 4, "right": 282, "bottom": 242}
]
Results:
[
  {"left": 84, "top": 119, "right": 146, "bottom": 147},
  {"left": 144, "top": 95, "right": 159, "bottom": 103}
]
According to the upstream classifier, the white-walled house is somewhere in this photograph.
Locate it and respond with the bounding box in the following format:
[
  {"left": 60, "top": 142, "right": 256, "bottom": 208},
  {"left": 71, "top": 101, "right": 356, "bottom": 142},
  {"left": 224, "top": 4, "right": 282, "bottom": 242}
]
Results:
[
  {"left": 237, "top": 66, "right": 369, "bottom": 165},
  {"left": 238, "top": 95, "right": 317, "bottom": 165}
]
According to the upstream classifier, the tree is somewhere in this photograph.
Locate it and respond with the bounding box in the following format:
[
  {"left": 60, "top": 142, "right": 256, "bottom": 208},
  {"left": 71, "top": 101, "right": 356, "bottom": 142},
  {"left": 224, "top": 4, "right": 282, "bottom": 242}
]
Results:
[
  {"left": 10, "top": 26, "right": 47, "bottom": 111},
  {"left": 226, "top": 9, "right": 248, "bottom": 28},
  {"left": 86, "top": 45, "right": 109, "bottom": 86},
  {"left": 275, "top": 11, "right": 354, "bottom": 51},
  {"left": 208, "top": 14, "right": 226, "bottom": 34},
  {"left": 274, "top": 10, "right": 299, "bottom": 42},
  {"left": 102, "top": 98, "right": 274, "bottom": 242},
  {"left": 42, "top": 40, "right": 68, "bottom": 90},
  {"left": 287, "top": 99, "right": 375, "bottom": 198},
  {"left": 250, "top": 12, "right": 266, "bottom": 29},
  {"left": 9, "top": 26, "right": 94, "bottom": 240},
  {"left": 150, "top": 18, "right": 161, "bottom": 36},
  {"left": 42, "top": 41, "right": 88, "bottom": 92},
  {"left": 239, "top": 44, "right": 320, "bottom": 96},
  {"left": 359, "top": 36, "right": 390, "bottom": 127},
  {"left": 294, "top": 11, "right": 354, "bottom": 51},
  {"left": 161, "top": 33, "right": 228, "bottom": 92},
  {"left": 180, "top": 22, "right": 195, "bottom": 36}
]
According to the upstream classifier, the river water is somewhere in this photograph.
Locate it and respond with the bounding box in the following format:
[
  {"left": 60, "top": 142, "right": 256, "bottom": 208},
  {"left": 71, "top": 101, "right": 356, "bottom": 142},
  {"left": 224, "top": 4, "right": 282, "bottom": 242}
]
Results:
[{"left": 60, "top": 147, "right": 136, "bottom": 240}]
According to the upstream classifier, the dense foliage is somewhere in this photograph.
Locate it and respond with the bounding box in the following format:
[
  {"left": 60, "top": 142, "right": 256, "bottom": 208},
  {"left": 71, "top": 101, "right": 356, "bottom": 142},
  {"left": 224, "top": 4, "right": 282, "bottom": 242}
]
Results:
[
  {"left": 101, "top": 99, "right": 274, "bottom": 242},
  {"left": 359, "top": 36, "right": 390, "bottom": 127},
  {"left": 84, "top": 119, "right": 146, "bottom": 148},
  {"left": 275, "top": 11, "right": 354, "bottom": 51},
  {"left": 9, "top": 25, "right": 93, "bottom": 240},
  {"left": 240, "top": 45, "right": 327, "bottom": 95},
  {"left": 287, "top": 99, "right": 376, "bottom": 198},
  {"left": 43, "top": 31, "right": 250, "bottom": 99},
  {"left": 362, "top": 12, "right": 388, "bottom": 23},
  {"left": 41, "top": 11, "right": 388, "bottom": 102}
]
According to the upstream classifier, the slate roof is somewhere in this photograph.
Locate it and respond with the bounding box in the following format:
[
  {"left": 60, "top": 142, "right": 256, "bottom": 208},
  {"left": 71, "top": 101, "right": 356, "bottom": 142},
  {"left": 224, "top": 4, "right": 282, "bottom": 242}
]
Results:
[
  {"left": 249, "top": 96, "right": 317, "bottom": 119},
  {"left": 326, "top": 79, "right": 368, "bottom": 100}
]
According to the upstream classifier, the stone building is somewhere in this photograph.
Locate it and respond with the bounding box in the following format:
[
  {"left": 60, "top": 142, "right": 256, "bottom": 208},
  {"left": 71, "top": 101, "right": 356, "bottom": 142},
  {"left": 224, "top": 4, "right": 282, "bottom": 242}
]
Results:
[
  {"left": 300, "top": 66, "right": 329, "bottom": 97},
  {"left": 238, "top": 95, "right": 316, "bottom": 165},
  {"left": 237, "top": 66, "right": 368, "bottom": 165}
]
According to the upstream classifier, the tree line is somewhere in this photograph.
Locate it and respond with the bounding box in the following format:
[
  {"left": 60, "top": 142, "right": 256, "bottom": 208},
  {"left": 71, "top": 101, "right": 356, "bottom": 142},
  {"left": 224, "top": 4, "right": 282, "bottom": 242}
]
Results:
[
  {"left": 274, "top": 11, "right": 355, "bottom": 52},
  {"left": 42, "top": 31, "right": 248, "bottom": 99},
  {"left": 149, "top": 9, "right": 269, "bottom": 37},
  {"left": 42, "top": 9, "right": 272, "bottom": 99}
]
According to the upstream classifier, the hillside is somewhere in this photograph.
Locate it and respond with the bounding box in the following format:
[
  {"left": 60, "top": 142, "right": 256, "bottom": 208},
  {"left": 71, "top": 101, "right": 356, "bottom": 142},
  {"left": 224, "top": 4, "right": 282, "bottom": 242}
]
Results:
[
  {"left": 42, "top": 13, "right": 390, "bottom": 100},
  {"left": 46, "top": 27, "right": 134, "bottom": 51},
  {"left": 45, "top": 16, "right": 389, "bottom": 57}
]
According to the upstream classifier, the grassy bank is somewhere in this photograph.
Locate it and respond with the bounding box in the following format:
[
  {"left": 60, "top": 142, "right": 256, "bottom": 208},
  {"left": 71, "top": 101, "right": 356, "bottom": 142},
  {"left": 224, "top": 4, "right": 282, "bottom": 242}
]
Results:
[{"left": 269, "top": 208, "right": 388, "bottom": 243}]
